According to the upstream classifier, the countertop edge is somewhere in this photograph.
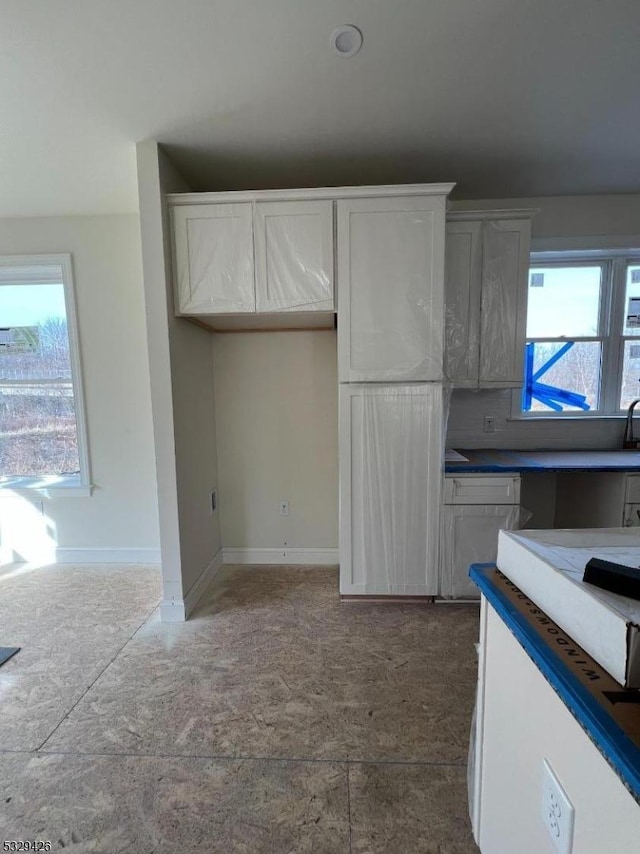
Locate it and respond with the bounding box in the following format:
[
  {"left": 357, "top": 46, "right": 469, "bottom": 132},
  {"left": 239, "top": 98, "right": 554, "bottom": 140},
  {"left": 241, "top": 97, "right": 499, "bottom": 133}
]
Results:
[
  {"left": 445, "top": 464, "right": 640, "bottom": 473},
  {"left": 470, "top": 563, "right": 640, "bottom": 802},
  {"left": 445, "top": 448, "right": 640, "bottom": 474}
]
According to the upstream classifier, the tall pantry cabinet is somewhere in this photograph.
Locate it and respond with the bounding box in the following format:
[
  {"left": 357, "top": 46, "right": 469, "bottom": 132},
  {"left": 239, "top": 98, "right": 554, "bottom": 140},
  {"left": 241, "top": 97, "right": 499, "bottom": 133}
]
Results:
[{"left": 337, "top": 186, "right": 454, "bottom": 596}]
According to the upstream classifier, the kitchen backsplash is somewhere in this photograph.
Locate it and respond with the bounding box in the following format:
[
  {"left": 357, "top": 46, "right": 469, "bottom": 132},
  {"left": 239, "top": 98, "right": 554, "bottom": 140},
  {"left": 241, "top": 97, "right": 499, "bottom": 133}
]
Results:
[{"left": 446, "top": 388, "right": 624, "bottom": 450}]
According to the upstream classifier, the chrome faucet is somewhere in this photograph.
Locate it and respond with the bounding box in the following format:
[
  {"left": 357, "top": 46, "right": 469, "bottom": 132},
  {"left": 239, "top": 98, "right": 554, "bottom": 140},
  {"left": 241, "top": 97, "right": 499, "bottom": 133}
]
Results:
[{"left": 623, "top": 399, "right": 640, "bottom": 449}]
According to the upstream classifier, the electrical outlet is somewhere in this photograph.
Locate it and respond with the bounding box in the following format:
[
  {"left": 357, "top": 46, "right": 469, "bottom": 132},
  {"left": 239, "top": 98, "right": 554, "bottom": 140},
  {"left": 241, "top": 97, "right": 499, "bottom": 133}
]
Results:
[
  {"left": 542, "top": 759, "right": 574, "bottom": 854},
  {"left": 483, "top": 415, "right": 496, "bottom": 433},
  {"left": 210, "top": 490, "right": 217, "bottom": 514},
  {"left": 279, "top": 500, "right": 290, "bottom": 516}
]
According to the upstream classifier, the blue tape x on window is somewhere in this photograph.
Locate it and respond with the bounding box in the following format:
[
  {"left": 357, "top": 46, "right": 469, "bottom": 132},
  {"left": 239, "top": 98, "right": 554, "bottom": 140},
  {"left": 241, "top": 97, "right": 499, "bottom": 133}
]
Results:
[{"left": 521, "top": 342, "right": 590, "bottom": 412}]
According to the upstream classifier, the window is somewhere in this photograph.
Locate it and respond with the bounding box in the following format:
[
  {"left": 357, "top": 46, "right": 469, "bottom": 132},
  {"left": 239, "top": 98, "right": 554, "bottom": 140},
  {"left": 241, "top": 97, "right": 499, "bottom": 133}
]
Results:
[
  {"left": 518, "top": 250, "right": 640, "bottom": 416},
  {"left": 0, "top": 255, "right": 90, "bottom": 490}
]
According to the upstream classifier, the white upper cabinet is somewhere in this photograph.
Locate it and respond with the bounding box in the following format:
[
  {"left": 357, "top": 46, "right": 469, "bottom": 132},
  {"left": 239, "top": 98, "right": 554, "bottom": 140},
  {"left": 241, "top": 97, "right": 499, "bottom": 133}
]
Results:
[
  {"left": 444, "top": 219, "right": 482, "bottom": 386},
  {"left": 170, "top": 185, "right": 454, "bottom": 333},
  {"left": 337, "top": 195, "right": 448, "bottom": 383},
  {"left": 254, "top": 200, "right": 334, "bottom": 313},
  {"left": 479, "top": 217, "right": 532, "bottom": 386},
  {"left": 445, "top": 211, "right": 535, "bottom": 388},
  {"left": 172, "top": 203, "right": 255, "bottom": 314},
  {"left": 171, "top": 198, "right": 334, "bottom": 321},
  {"left": 339, "top": 383, "right": 443, "bottom": 596}
]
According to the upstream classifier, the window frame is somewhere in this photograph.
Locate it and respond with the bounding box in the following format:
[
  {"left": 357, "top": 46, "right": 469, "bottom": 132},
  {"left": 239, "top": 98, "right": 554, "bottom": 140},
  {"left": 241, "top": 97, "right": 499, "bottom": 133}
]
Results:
[
  {"left": 0, "top": 254, "right": 92, "bottom": 496},
  {"left": 512, "top": 247, "right": 640, "bottom": 420}
]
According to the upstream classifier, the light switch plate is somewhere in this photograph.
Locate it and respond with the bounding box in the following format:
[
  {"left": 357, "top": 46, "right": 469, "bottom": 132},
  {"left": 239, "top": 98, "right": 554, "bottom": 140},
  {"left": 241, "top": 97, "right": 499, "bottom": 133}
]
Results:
[{"left": 542, "top": 759, "right": 574, "bottom": 854}]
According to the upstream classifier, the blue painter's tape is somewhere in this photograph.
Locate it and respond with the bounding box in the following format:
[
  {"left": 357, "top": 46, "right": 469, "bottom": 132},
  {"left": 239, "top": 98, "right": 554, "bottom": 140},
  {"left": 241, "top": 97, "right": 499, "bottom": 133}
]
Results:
[
  {"left": 532, "top": 340, "right": 574, "bottom": 382},
  {"left": 522, "top": 341, "right": 591, "bottom": 413}
]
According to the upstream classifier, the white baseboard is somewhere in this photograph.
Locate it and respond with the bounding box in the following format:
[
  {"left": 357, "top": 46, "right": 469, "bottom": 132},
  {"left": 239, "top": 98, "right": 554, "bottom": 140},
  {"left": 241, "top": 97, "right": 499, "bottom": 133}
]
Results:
[
  {"left": 222, "top": 547, "right": 339, "bottom": 566},
  {"left": 160, "top": 547, "right": 223, "bottom": 623},
  {"left": 54, "top": 547, "right": 162, "bottom": 564}
]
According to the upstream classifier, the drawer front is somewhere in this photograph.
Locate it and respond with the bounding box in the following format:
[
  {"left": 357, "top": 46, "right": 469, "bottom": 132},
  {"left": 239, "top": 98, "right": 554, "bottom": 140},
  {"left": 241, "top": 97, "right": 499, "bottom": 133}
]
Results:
[
  {"left": 444, "top": 475, "right": 520, "bottom": 505},
  {"left": 625, "top": 475, "right": 640, "bottom": 504}
]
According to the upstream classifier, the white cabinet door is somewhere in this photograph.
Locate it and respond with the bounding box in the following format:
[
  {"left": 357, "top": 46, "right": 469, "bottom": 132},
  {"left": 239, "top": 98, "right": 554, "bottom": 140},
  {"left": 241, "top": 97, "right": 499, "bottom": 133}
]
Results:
[
  {"left": 172, "top": 203, "right": 255, "bottom": 314},
  {"left": 440, "top": 504, "right": 520, "bottom": 599},
  {"left": 337, "top": 196, "right": 447, "bottom": 383},
  {"left": 339, "top": 383, "right": 443, "bottom": 596},
  {"left": 254, "top": 200, "right": 334, "bottom": 313},
  {"left": 479, "top": 217, "right": 531, "bottom": 387},
  {"left": 445, "top": 220, "right": 482, "bottom": 386}
]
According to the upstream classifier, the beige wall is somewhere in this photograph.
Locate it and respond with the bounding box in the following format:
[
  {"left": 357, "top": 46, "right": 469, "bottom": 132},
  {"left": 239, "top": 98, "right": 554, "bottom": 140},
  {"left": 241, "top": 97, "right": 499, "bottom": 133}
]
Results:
[
  {"left": 0, "top": 213, "right": 160, "bottom": 557},
  {"left": 213, "top": 330, "right": 338, "bottom": 550}
]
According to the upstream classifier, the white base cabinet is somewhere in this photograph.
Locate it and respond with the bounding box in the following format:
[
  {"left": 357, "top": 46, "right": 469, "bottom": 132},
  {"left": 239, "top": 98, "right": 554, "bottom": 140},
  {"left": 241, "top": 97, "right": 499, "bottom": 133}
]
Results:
[
  {"left": 441, "top": 504, "right": 520, "bottom": 599},
  {"left": 339, "top": 383, "right": 443, "bottom": 596},
  {"left": 440, "top": 474, "right": 521, "bottom": 599}
]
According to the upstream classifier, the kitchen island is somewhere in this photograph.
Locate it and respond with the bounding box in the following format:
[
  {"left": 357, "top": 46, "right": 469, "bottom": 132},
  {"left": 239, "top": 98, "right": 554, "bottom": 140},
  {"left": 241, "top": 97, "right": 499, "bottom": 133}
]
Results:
[{"left": 469, "top": 532, "right": 640, "bottom": 853}]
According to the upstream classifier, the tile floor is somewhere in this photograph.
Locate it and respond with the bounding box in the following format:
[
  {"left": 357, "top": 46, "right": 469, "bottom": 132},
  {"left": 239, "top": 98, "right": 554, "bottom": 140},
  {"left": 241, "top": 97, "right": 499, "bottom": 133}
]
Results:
[{"left": 0, "top": 563, "right": 479, "bottom": 852}]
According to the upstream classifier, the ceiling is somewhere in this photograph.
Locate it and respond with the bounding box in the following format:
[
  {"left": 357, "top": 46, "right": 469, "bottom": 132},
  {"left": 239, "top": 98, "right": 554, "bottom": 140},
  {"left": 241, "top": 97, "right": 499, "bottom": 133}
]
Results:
[{"left": 2, "top": 0, "right": 639, "bottom": 217}]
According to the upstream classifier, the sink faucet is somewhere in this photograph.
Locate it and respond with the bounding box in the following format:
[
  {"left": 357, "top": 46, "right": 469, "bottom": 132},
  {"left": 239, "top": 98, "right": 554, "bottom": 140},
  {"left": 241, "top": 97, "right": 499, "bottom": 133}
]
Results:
[{"left": 623, "top": 399, "right": 640, "bottom": 449}]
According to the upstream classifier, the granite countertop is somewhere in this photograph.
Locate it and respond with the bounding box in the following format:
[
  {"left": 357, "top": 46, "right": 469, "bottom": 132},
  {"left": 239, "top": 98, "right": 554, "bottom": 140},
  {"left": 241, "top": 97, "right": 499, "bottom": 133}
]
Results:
[{"left": 445, "top": 449, "right": 640, "bottom": 473}]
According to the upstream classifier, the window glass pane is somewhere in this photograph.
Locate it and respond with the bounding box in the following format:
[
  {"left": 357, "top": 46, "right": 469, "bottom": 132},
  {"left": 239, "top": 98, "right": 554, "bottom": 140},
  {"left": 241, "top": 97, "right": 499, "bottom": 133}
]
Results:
[
  {"left": 620, "top": 340, "right": 640, "bottom": 409},
  {"left": 527, "top": 266, "right": 602, "bottom": 338},
  {"left": 0, "top": 284, "right": 71, "bottom": 380},
  {"left": 0, "top": 384, "right": 79, "bottom": 477},
  {"left": 523, "top": 341, "right": 601, "bottom": 412},
  {"left": 622, "top": 264, "right": 640, "bottom": 336}
]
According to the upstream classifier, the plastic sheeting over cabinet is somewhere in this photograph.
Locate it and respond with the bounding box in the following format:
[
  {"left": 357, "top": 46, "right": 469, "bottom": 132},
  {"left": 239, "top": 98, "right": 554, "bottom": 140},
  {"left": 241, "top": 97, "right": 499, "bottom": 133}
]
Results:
[
  {"left": 444, "top": 219, "right": 482, "bottom": 386},
  {"left": 479, "top": 218, "right": 531, "bottom": 385},
  {"left": 339, "top": 384, "right": 443, "bottom": 596},
  {"left": 171, "top": 199, "right": 334, "bottom": 318},
  {"left": 440, "top": 504, "right": 520, "bottom": 598},
  {"left": 172, "top": 203, "right": 255, "bottom": 314},
  {"left": 444, "top": 212, "right": 534, "bottom": 388},
  {"left": 337, "top": 196, "right": 448, "bottom": 383},
  {"left": 254, "top": 200, "right": 334, "bottom": 313}
]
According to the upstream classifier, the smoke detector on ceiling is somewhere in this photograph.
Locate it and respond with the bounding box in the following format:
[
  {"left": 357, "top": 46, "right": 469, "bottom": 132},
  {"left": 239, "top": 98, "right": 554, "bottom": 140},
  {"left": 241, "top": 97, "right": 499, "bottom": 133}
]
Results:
[{"left": 330, "top": 25, "right": 363, "bottom": 58}]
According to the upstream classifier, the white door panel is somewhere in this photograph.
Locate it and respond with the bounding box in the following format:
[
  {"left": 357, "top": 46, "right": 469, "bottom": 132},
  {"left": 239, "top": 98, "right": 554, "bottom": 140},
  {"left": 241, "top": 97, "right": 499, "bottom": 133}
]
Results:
[
  {"left": 255, "top": 200, "right": 334, "bottom": 313},
  {"left": 337, "top": 196, "right": 447, "bottom": 382},
  {"left": 172, "top": 203, "right": 255, "bottom": 314},
  {"left": 340, "top": 383, "right": 443, "bottom": 595}
]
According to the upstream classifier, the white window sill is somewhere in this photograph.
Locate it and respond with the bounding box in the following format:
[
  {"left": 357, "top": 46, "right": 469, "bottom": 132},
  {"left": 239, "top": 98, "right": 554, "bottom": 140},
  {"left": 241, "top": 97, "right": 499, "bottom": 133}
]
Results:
[{"left": 0, "top": 476, "right": 93, "bottom": 498}]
